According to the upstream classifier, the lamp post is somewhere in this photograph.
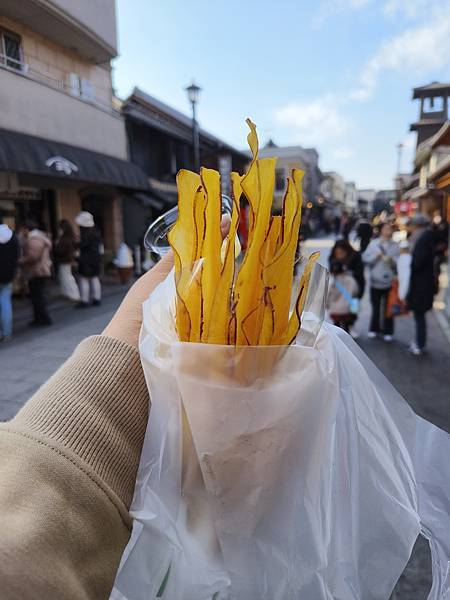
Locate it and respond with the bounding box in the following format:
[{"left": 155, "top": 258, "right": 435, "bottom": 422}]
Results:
[{"left": 185, "top": 81, "right": 202, "bottom": 172}]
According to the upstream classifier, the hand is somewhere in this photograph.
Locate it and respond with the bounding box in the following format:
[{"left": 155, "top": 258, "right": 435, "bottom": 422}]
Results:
[
  {"left": 102, "top": 253, "right": 174, "bottom": 347},
  {"left": 103, "top": 215, "right": 232, "bottom": 348}
]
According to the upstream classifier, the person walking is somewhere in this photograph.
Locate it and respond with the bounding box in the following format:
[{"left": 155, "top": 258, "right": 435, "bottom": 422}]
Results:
[
  {"left": 327, "top": 260, "right": 359, "bottom": 332},
  {"left": 340, "top": 212, "right": 353, "bottom": 241},
  {"left": 363, "top": 222, "right": 399, "bottom": 341},
  {"left": 75, "top": 211, "right": 102, "bottom": 308},
  {"left": 407, "top": 214, "right": 435, "bottom": 356},
  {"left": 54, "top": 219, "right": 80, "bottom": 302},
  {"left": 19, "top": 220, "right": 53, "bottom": 327},
  {"left": 356, "top": 216, "right": 373, "bottom": 253},
  {"left": 329, "top": 239, "right": 365, "bottom": 299},
  {"left": 0, "top": 215, "right": 20, "bottom": 342}
]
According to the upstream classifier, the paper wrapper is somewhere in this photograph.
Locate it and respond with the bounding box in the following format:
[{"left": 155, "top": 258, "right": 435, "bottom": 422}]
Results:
[{"left": 111, "top": 262, "right": 450, "bottom": 600}]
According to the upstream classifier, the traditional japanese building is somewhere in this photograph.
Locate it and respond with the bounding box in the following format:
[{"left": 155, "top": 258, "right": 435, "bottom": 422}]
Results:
[
  {"left": 410, "top": 82, "right": 450, "bottom": 147},
  {"left": 121, "top": 88, "right": 248, "bottom": 249}
]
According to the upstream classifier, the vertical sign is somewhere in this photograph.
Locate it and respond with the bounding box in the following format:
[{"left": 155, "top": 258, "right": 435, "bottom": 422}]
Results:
[{"left": 218, "top": 154, "right": 232, "bottom": 197}]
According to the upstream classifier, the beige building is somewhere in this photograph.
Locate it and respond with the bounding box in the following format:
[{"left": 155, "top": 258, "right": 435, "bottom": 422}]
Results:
[
  {"left": 257, "top": 142, "right": 322, "bottom": 212},
  {"left": 0, "top": 0, "right": 149, "bottom": 254}
]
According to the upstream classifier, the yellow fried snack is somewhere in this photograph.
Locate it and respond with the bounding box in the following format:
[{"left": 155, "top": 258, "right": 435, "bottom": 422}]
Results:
[
  {"left": 207, "top": 173, "right": 242, "bottom": 344},
  {"left": 169, "top": 119, "right": 320, "bottom": 346},
  {"left": 167, "top": 170, "right": 201, "bottom": 341}
]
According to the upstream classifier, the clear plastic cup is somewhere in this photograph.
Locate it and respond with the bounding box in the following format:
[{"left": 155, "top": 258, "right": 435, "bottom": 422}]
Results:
[{"left": 144, "top": 194, "right": 233, "bottom": 256}]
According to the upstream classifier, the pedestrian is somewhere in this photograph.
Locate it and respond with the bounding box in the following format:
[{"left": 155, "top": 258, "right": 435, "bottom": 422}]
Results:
[
  {"left": 327, "top": 260, "right": 359, "bottom": 333},
  {"left": 356, "top": 215, "right": 373, "bottom": 253},
  {"left": 407, "top": 213, "right": 435, "bottom": 356},
  {"left": 333, "top": 213, "right": 341, "bottom": 236},
  {"left": 18, "top": 220, "right": 53, "bottom": 327},
  {"left": 75, "top": 211, "right": 102, "bottom": 308},
  {"left": 431, "top": 212, "right": 448, "bottom": 294},
  {"left": 329, "top": 239, "right": 365, "bottom": 299},
  {"left": 340, "top": 212, "right": 353, "bottom": 241},
  {"left": 363, "top": 222, "right": 399, "bottom": 341},
  {"left": 54, "top": 219, "right": 81, "bottom": 302},
  {"left": 0, "top": 214, "right": 20, "bottom": 342}
]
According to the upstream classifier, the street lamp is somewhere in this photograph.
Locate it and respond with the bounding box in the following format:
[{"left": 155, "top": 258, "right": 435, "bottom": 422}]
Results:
[{"left": 185, "top": 81, "right": 202, "bottom": 172}]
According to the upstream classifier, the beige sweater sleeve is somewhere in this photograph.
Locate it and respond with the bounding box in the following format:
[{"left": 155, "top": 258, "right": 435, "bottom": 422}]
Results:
[{"left": 0, "top": 336, "right": 149, "bottom": 600}]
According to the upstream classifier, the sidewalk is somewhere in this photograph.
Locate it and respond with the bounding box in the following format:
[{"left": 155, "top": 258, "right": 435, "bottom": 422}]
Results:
[
  {"left": 11, "top": 275, "right": 130, "bottom": 335},
  {"left": 0, "top": 287, "right": 127, "bottom": 421}
]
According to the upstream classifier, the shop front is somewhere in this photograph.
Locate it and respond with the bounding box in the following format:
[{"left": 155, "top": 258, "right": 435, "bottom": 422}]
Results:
[{"left": 0, "top": 128, "right": 150, "bottom": 260}]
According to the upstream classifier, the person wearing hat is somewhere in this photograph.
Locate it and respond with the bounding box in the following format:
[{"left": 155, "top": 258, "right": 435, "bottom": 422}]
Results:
[
  {"left": 75, "top": 211, "right": 102, "bottom": 308},
  {"left": 407, "top": 213, "right": 434, "bottom": 356}
]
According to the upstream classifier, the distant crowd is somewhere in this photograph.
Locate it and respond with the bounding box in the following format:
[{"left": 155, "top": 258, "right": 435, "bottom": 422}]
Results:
[
  {"left": 0, "top": 211, "right": 103, "bottom": 342},
  {"left": 326, "top": 211, "right": 449, "bottom": 356},
  {"left": 1, "top": 207, "right": 449, "bottom": 354}
]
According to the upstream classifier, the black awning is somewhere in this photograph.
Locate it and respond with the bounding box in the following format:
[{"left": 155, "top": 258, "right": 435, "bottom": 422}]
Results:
[
  {"left": 0, "top": 128, "right": 150, "bottom": 191},
  {"left": 133, "top": 192, "right": 164, "bottom": 211}
]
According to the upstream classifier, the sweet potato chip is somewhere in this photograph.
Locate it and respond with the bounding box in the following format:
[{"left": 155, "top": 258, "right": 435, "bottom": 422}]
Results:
[
  {"left": 169, "top": 119, "right": 320, "bottom": 348},
  {"left": 200, "top": 168, "right": 223, "bottom": 342}
]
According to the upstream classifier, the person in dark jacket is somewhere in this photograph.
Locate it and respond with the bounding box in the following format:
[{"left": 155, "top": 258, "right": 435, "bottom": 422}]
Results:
[
  {"left": 0, "top": 215, "right": 20, "bottom": 341},
  {"left": 356, "top": 217, "right": 373, "bottom": 253},
  {"left": 55, "top": 219, "right": 80, "bottom": 302},
  {"left": 75, "top": 211, "right": 102, "bottom": 308},
  {"left": 407, "top": 214, "right": 435, "bottom": 356}
]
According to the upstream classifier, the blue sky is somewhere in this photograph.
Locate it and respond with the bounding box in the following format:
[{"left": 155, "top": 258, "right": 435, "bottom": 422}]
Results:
[{"left": 113, "top": 0, "right": 450, "bottom": 189}]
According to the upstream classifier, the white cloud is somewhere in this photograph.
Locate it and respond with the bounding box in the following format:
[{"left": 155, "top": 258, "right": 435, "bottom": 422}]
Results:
[
  {"left": 383, "top": 0, "right": 445, "bottom": 19},
  {"left": 275, "top": 95, "right": 350, "bottom": 146},
  {"left": 312, "top": 0, "right": 372, "bottom": 28},
  {"left": 332, "top": 146, "right": 355, "bottom": 159},
  {"left": 352, "top": 5, "right": 450, "bottom": 99}
]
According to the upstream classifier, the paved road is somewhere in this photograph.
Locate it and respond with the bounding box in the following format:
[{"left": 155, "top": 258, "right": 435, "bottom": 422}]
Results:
[{"left": 2, "top": 238, "right": 450, "bottom": 599}]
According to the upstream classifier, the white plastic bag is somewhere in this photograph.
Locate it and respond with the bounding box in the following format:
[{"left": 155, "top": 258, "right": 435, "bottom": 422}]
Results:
[
  {"left": 112, "top": 269, "right": 450, "bottom": 600},
  {"left": 114, "top": 243, "right": 134, "bottom": 268}
]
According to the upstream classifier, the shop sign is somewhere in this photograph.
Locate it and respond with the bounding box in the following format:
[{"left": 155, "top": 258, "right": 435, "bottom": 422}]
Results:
[{"left": 45, "top": 156, "right": 79, "bottom": 176}]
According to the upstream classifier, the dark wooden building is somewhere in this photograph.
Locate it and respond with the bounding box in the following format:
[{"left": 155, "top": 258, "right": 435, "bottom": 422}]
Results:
[
  {"left": 410, "top": 82, "right": 450, "bottom": 147},
  {"left": 121, "top": 88, "right": 248, "bottom": 248}
]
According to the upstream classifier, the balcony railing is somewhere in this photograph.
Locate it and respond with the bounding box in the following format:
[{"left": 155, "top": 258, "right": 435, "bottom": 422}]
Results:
[{"left": 0, "top": 52, "right": 118, "bottom": 116}]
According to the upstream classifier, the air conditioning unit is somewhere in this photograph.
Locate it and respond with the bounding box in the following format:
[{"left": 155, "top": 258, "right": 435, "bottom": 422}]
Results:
[
  {"left": 80, "top": 78, "right": 95, "bottom": 101},
  {"left": 67, "top": 72, "right": 81, "bottom": 97}
]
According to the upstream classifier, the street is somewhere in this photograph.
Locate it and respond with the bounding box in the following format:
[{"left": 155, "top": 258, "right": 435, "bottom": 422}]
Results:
[{"left": 1, "top": 238, "right": 450, "bottom": 599}]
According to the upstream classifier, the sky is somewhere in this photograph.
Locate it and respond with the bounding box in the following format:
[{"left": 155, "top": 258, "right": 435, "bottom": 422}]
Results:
[{"left": 113, "top": 0, "right": 450, "bottom": 190}]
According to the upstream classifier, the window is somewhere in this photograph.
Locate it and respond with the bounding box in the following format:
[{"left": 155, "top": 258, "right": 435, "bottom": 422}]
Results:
[
  {"left": 67, "top": 73, "right": 96, "bottom": 101},
  {"left": 0, "top": 28, "right": 23, "bottom": 71},
  {"left": 423, "top": 96, "right": 444, "bottom": 113},
  {"left": 275, "top": 168, "right": 285, "bottom": 192}
]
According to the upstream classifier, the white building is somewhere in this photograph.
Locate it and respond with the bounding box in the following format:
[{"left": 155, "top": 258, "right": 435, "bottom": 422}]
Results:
[
  {"left": 344, "top": 181, "right": 358, "bottom": 211},
  {"left": 257, "top": 142, "right": 321, "bottom": 211},
  {"left": 320, "top": 171, "right": 346, "bottom": 206}
]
